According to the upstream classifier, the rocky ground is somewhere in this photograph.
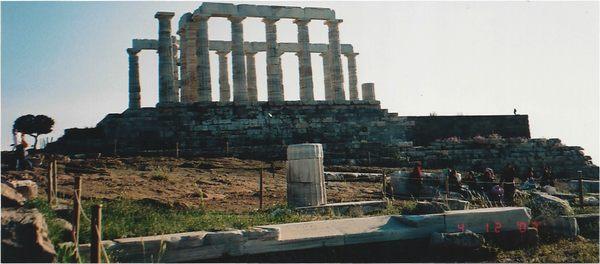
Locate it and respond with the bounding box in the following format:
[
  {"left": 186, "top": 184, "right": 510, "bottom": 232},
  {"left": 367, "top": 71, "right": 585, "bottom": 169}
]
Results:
[{"left": 1, "top": 156, "right": 382, "bottom": 212}]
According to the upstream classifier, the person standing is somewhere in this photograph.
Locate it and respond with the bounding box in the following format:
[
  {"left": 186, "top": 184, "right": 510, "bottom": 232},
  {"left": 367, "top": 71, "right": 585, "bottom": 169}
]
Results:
[
  {"left": 408, "top": 162, "right": 423, "bottom": 197},
  {"left": 501, "top": 164, "right": 517, "bottom": 204}
]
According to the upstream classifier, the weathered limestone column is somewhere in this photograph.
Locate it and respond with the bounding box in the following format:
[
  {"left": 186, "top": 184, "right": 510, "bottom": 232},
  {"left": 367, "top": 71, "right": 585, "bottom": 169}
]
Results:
[
  {"left": 185, "top": 22, "right": 200, "bottom": 102},
  {"left": 294, "top": 19, "right": 314, "bottom": 102},
  {"left": 319, "top": 52, "right": 333, "bottom": 101},
  {"left": 127, "top": 48, "right": 141, "bottom": 109},
  {"left": 229, "top": 16, "right": 248, "bottom": 103},
  {"left": 245, "top": 52, "right": 258, "bottom": 102},
  {"left": 344, "top": 52, "right": 359, "bottom": 100},
  {"left": 216, "top": 51, "right": 231, "bottom": 102},
  {"left": 361, "top": 83, "right": 376, "bottom": 101},
  {"left": 286, "top": 143, "right": 327, "bottom": 207},
  {"left": 176, "top": 26, "right": 190, "bottom": 103},
  {"left": 155, "top": 12, "right": 176, "bottom": 104},
  {"left": 325, "top": 19, "right": 345, "bottom": 101},
  {"left": 263, "top": 18, "right": 284, "bottom": 102},
  {"left": 171, "top": 36, "right": 180, "bottom": 102},
  {"left": 194, "top": 15, "right": 212, "bottom": 102}
]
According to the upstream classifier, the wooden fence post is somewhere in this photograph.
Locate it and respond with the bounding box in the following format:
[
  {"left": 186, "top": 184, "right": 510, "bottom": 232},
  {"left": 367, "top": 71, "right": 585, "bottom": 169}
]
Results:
[
  {"left": 91, "top": 204, "right": 103, "bottom": 263},
  {"left": 72, "top": 176, "right": 82, "bottom": 262},
  {"left": 47, "top": 162, "right": 54, "bottom": 206},
  {"left": 445, "top": 172, "right": 449, "bottom": 205},
  {"left": 259, "top": 165, "right": 264, "bottom": 210},
  {"left": 381, "top": 170, "right": 387, "bottom": 199},
  {"left": 53, "top": 160, "right": 58, "bottom": 202},
  {"left": 270, "top": 162, "right": 275, "bottom": 179},
  {"left": 578, "top": 171, "right": 584, "bottom": 207}
]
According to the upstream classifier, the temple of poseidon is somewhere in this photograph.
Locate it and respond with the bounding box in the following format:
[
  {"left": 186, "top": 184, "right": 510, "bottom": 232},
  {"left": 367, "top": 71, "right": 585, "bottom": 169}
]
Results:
[{"left": 48, "top": 2, "right": 598, "bottom": 179}]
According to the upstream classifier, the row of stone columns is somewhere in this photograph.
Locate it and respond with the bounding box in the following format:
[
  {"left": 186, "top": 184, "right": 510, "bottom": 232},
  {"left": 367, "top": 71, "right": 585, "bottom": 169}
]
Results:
[{"left": 129, "top": 12, "right": 368, "bottom": 108}]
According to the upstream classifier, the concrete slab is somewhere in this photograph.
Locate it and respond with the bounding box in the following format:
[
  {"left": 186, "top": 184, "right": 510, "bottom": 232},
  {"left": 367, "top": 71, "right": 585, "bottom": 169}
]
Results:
[{"left": 295, "top": 200, "right": 387, "bottom": 215}]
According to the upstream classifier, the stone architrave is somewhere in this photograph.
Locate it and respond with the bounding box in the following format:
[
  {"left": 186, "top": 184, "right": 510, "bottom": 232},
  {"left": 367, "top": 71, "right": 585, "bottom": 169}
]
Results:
[
  {"left": 127, "top": 48, "right": 141, "bottom": 109},
  {"left": 294, "top": 19, "right": 314, "bottom": 102},
  {"left": 263, "top": 18, "right": 284, "bottom": 102},
  {"left": 325, "top": 19, "right": 345, "bottom": 101},
  {"left": 155, "top": 12, "right": 176, "bottom": 104},
  {"left": 344, "top": 52, "right": 359, "bottom": 100},
  {"left": 195, "top": 15, "right": 212, "bottom": 102},
  {"left": 229, "top": 16, "right": 249, "bottom": 103},
  {"left": 216, "top": 51, "right": 231, "bottom": 102},
  {"left": 319, "top": 52, "right": 333, "bottom": 101},
  {"left": 245, "top": 52, "right": 258, "bottom": 102}
]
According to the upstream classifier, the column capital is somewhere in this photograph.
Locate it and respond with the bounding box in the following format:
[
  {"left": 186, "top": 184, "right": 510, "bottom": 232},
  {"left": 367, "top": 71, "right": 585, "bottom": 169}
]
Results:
[
  {"left": 324, "top": 19, "right": 343, "bottom": 27},
  {"left": 191, "top": 14, "right": 210, "bottom": 22},
  {"left": 228, "top": 16, "right": 246, "bottom": 23},
  {"left": 262, "top": 17, "right": 280, "bottom": 24},
  {"left": 155, "top": 11, "right": 175, "bottom": 20},
  {"left": 293, "top": 18, "right": 311, "bottom": 26},
  {"left": 216, "top": 50, "right": 230, "bottom": 56},
  {"left": 245, "top": 51, "right": 258, "bottom": 56},
  {"left": 343, "top": 52, "right": 359, "bottom": 58},
  {"left": 319, "top": 52, "right": 329, "bottom": 57},
  {"left": 127, "top": 48, "right": 141, "bottom": 55}
]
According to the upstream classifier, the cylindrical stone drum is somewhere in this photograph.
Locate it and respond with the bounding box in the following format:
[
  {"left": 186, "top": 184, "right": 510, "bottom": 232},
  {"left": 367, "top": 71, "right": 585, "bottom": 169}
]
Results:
[
  {"left": 362, "top": 83, "right": 376, "bottom": 101},
  {"left": 286, "top": 143, "right": 327, "bottom": 207}
]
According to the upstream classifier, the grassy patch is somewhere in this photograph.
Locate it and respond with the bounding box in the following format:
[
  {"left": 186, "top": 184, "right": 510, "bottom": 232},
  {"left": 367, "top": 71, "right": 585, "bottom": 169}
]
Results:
[
  {"left": 573, "top": 206, "right": 599, "bottom": 215},
  {"left": 496, "top": 238, "right": 599, "bottom": 263}
]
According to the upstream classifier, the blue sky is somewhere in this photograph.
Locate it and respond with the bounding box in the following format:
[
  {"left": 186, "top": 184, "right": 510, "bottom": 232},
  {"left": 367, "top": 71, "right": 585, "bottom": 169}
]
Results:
[{"left": 2, "top": 1, "right": 598, "bottom": 162}]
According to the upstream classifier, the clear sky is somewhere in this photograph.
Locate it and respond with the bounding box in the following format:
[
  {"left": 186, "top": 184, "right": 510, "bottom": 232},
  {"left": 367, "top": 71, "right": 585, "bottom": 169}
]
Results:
[{"left": 2, "top": 1, "right": 598, "bottom": 162}]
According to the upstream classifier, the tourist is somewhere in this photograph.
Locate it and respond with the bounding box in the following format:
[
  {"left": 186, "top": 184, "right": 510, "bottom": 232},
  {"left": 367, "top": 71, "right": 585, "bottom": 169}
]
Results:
[
  {"left": 539, "top": 166, "right": 555, "bottom": 187},
  {"left": 447, "top": 167, "right": 462, "bottom": 192},
  {"left": 480, "top": 168, "right": 497, "bottom": 193},
  {"left": 521, "top": 167, "right": 535, "bottom": 183},
  {"left": 15, "top": 133, "right": 32, "bottom": 171},
  {"left": 463, "top": 171, "right": 478, "bottom": 190},
  {"left": 501, "top": 164, "right": 517, "bottom": 204},
  {"left": 408, "top": 162, "right": 423, "bottom": 197}
]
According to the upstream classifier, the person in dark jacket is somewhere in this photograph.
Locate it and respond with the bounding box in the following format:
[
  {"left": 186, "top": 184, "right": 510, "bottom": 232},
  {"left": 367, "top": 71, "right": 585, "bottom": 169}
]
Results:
[
  {"left": 539, "top": 166, "right": 555, "bottom": 187},
  {"left": 408, "top": 162, "right": 423, "bottom": 197},
  {"left": 501, "top": 164, "right": 517, "bottom": 204}
]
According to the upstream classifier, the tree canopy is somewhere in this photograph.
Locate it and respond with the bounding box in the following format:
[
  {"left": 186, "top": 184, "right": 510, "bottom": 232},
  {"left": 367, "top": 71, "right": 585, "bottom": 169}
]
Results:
[{"left": 13, "top": 114, "right": 55, "bottom": 149}]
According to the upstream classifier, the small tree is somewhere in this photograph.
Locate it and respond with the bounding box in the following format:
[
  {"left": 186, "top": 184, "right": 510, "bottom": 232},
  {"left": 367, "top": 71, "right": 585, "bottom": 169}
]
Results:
[{"left": 13, "top": 114, "right": 55, "bottom": 149}]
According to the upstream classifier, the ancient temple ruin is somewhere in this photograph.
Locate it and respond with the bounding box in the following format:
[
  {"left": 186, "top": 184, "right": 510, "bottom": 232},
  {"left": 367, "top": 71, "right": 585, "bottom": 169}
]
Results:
[
  {"left": 127, "top": 3, "right": 370, "bottom": 108},
  {"left": 48, "top": 2, "right": 598, "bottom": 179}
]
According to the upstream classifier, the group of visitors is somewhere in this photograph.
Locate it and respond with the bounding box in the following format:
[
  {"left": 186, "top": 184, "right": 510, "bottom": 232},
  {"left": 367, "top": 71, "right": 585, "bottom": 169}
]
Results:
[{"left": 407, "top": 161, "right": 556, "bottom": 205}]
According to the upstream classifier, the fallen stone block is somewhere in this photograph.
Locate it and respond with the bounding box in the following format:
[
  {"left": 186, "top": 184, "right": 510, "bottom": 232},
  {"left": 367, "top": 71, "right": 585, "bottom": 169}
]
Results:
[
  {"left": 432, "top": 198, "right": 470, "bottom": 210},
  {"left": 411, "top": 201, "right": 448, "bottom": 214},
  {"left": 1, "top": 208, "right": 56, "bottom": 262},
  {"left": 534, "top": 215, "right": 579, "bottom": 239},
  {"left": 430, "top": 230, "right": 485, "bottom": 250},
  {"left": 569, "top": 180, "right": 599, "bottom": 193},
  {"left": 7, "top": 180, "right": 38, "bottom": 200},
  {"left": 294, "top": 200, "right": 387, "bottom": 215},
  {"left": 1, "top": 183, "right": 25, "bottom": 208},
  {"left": 567, "top": 214, "right": 598, "bottom": 239},
  {"left": 483, "top": 227, "right": 539, "bottom": 249},
  {"left": 526, "top": 191, "right": 574, "bottom": 218}
]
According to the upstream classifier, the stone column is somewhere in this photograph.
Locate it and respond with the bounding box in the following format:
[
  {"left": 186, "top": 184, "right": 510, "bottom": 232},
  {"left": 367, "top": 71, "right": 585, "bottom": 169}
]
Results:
[
  {"left": 344, "top": 52, "right": 359, "bottom": 100},
  {"left": 294, "top": 19, "right": 314, "bottom": 102},
  {"left": 361, "top": 83, "right": 376, "bottom": 101},
  {"left": 186, "top": 22, "right": 200, "bottom": 102},
  {"left": 155, "top": 12, "right": 176, "bottom": 104},
  {"left": 229, "top": 16, "right": 248, "bottom": 103},
  {"left": 263, "top": 18, "right": 284, "bottom": 102},
  {"left": 127, "top": 48, "right": 141, "bottom": 109},
  {"left": 325, "top": 19, "right": 345, "bottom": 101},
  {"left": 216, "top": 51, "right": 231, "bottom": 102},
  {"left": 245, "top": 52, "right": 258, "bottom": 102},
  {"left": 286, "top": 143, "right": 327, "bottom": 207},
  {"left": 172, "top": 36, "right": 180, "bottom": 102},
  {"left": 176, "top": 27, "right": 190, "bottom": 103},
  {"left": 319, "top": 52, "right": 333, "bottom": 101},
  {"left": 194, "top": 15, "right": 212, "bottom": 102}
]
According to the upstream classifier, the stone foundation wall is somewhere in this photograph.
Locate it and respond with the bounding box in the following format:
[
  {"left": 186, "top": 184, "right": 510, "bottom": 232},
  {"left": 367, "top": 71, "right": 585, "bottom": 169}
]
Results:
[{"left": 46, "top": 101, "right": 598, "bottom": 178}]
